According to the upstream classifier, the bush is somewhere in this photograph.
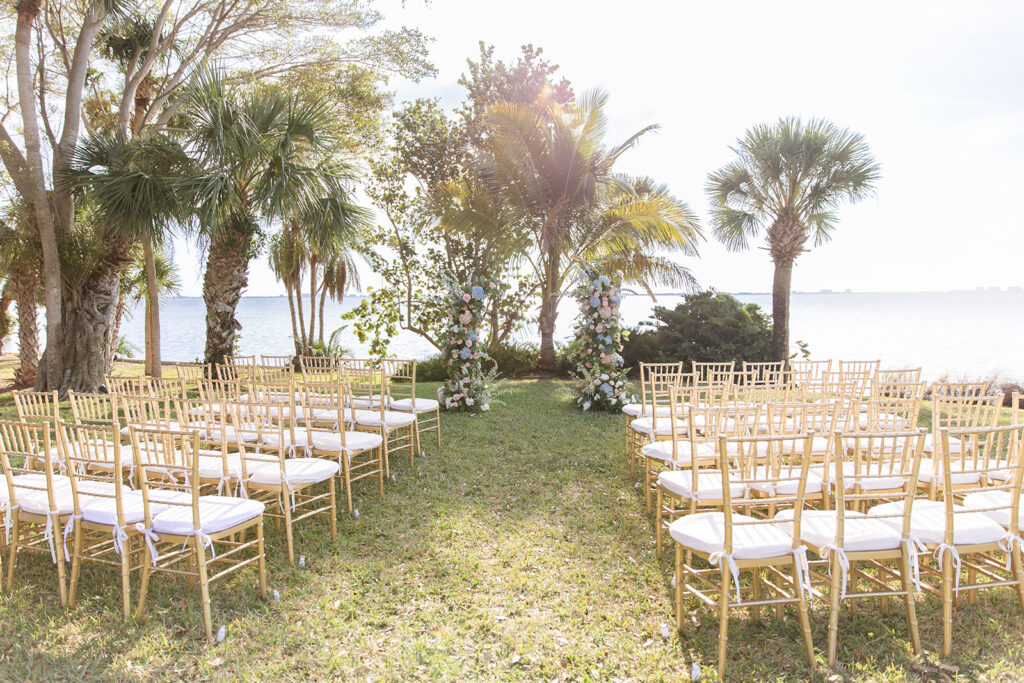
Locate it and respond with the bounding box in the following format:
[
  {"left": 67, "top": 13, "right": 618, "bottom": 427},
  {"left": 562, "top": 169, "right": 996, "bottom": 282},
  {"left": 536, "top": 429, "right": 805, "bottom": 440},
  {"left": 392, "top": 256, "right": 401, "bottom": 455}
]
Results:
[
  {"left": 621, "top": 290, "right": 772, "bottom": 374},
  {"left": 488, "top": 341, "right": 539, "bottom": 378}
]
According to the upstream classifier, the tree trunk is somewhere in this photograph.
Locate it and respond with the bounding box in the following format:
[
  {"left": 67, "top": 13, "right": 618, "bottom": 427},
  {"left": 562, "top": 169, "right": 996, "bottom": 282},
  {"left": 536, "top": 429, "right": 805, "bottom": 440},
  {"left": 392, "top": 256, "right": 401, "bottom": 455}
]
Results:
[
  {"left": 59, "top": 254, "right": 129, "bottom": 392},
  {"left": 295, "top": 283, "right": 307, "bottom": 356},
  {"left": 770, "top": 259, "right": 793, "bottom": 362},
  {"left": 307, "top": 265, "right": 317, "bottom": 348},
  {"left": 110, "top": 289, "right": 126, "bottom": 363},
  {"left": 317, "top": 276, "right": 328, "bottom": 344},
  {"left": 202, "top": 229, "right": 250, "bottom": 366},
  {"left": 14, "top": 0, "right": 62, "bottom": 391},
  {"left": 538, "top": 292, "right": 559, "bottom": 373},
  {"left": 286, "top": 284, "right": 301, "bottom": 356},
  {"left": 142, "top": 237, "right": 162, "bottom": 376},
  {"left": 12, "top": 269, "right": 39, "bottom": 386}
]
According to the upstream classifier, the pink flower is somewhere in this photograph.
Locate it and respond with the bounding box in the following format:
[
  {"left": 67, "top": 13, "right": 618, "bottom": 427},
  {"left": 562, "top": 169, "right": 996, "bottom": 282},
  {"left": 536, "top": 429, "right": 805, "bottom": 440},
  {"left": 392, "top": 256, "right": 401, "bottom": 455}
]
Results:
[
  {"left": 593, "top": 379, "right": 601, "bottom": 386},
  {"left": 452, "top": 401, "right": 459, "bottom": 407},
  {"left": 585, "top": 362, "right": 592, "bottom": 368},
  {"left": 472, "top": 352, "right": 479, "bottom": 359},
  {"left": 451, "top": 351, "right": 458, "bottom": 358},
  {"left": 462, "top": 293, "right": 471, "bottom": 302},
  {"left": 595, "top": 325, "right": 604, "bottom": 334},
  {"left": 586, "top": 348, "right": 592, "bottom": 354},
  {"left": 466, "top": 339, "right": 473, "bottom": 347}
]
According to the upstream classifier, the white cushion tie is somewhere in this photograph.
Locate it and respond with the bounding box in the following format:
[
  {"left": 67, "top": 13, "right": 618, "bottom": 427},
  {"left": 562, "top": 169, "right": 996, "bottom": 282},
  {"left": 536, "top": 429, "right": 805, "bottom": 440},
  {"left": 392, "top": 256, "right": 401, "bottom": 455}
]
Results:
[
  {"left": 904, "top": 537, "right": 927, "bottom": 594},
  {"left": 62, "top": 513, "right": 83, "bottom": 562},
  {"left": 111, "top": 523, "right": 129, "bottom": 557},
  {"left": 4, "top": 504, "right": 17, "bottom": 545},
  {"left": 820, "top": 545, "right": 851, "bottom": 601},
  {"left": 792, "top": 545, "right": 817, "bottom": 600},
  {"left": 934, "top": 543, "right": 962, "bottom": 595},
  {"left": 708, "top": 551, "right": 742, "bottom": 604},
  {"left": 43, "top": 511, "right": 60, "bottom": 564},
  {"left": 998, "top": 533, "right": 1024, "bottom": 572},
  {"left": 181, "top": 532, "right": 216, "bottom": 560},
  {"left": 134, "top": 523, "right": 160, "bottom": 565}
]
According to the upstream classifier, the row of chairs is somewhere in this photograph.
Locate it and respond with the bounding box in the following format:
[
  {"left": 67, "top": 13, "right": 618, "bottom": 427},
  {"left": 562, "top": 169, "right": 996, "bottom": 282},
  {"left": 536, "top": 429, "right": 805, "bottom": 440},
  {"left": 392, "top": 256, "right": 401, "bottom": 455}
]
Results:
[
  {"left": 623, "top": 360, "right": 1021, "bottom": 677},
  {"left": 0, "top": 357, "right": 444, "bottom": 641}
]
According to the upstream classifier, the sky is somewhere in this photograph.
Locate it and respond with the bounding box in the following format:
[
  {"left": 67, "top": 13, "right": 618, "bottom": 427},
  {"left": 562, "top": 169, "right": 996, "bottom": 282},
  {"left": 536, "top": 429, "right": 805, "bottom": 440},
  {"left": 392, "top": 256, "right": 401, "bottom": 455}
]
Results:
[{"left": 173, "top": 0, "right": 1024, "bottom": 297}]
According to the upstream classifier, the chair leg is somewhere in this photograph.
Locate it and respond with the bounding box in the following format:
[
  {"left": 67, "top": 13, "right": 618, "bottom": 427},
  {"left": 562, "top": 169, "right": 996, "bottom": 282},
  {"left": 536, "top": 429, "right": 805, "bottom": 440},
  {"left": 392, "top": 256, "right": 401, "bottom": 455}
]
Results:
[
  {"left": 751, "top": 569, "right": 762, "bottom": 622},
  {"left": 644, "top": 458, "right": 652, "bottom": 512},
  {"left": 675, "top": 544, "right": 684, "bottom": 631},
  {"left": 6, "top": 514, "right": 20, "bottom": 591},
  {"left": 434, "top": 408, "right": 441, "bottom": 450},
  {"left": 377, "top": 447, "right": 384, "bottom": 499},
  {"left": 795, "top": 565, "right": 815, "bottom": 667},
  {"left": 717, "top": 564, "right": 730, "bottom": 680},
  {"left": 68, "top": 525, "right": 83, "bottom": 608},
  {"left": 328, "top": 479, "right": 338, "bottom": 542},
  {"left": 655, "top": 489, "right": 664, "bottom": 559},
  {"left": 899, "top": 546, "right": 921, "bottom": 655},
  {"left": 136, "top": 552, "right": 152, "bottom": 620},
  {"left": 342, "top": 459, "right": 353, "bottom": 515},
  {"left": 256, "top": 519, "right": 268, "bottom": 598},
  {"left": 827, "top": 554, "right": 843, "bottom": 667},
  {"left": 941, "top": 547, "right": 954, "bottom": 657},
  {"left": 283, "top": 498, "right": 295, "bottom": 565},
  {"left": 53, "top": 516, "right": 68, "bottom": 607},
  {"left": 120, "top": 537, "right": 132, "bottom": 620},
  {"left": 195, "top": 539, "right": 214, "bottom": 643}
]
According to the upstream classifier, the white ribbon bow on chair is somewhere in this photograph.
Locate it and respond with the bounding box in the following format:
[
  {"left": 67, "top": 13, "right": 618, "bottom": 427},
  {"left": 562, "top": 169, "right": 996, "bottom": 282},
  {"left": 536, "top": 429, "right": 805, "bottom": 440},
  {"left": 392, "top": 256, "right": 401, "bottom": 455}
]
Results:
[
  {"left": 904, "top": 537, "right": 927, "bottom": 594},
  {"left": 934, "top": 543, "right": 962, "bottom": 596},
  {"left": 998, "top": 533, "right": 1024, "bottom": 573},
  {"left": 792, "top": 545, "right": 818, "bottom": 600},
  {"left": 134, "top": 523, "right": 160, "bottom": 565},
  {"left": 708, "top": 551, "right": 742, "bottom": 604},
  {"left": 62, "top": 513, "right": 83, "bottom": 562},
  {"left": 820, "top": 545, "right": 851, "bottom": 601}
]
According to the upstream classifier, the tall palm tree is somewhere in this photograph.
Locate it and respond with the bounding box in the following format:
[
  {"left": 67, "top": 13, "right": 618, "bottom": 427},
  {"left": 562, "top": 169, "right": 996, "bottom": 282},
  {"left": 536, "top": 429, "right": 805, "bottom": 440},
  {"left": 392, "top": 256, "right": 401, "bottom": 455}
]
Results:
[
  {"left": 180, "top": 73, "right": 363, "bottom": 366},
  {"left": 110, "top": 245, "right": 182, "bottom": 363},
  {"left": 706, "top": 117, "right": 880, "bottom": 361},
  {"left": 0, "top": 208, "right": 41, "bottom": 386},
  {"left": 443, "top": 90, "right": 702, "bottom": 371}
]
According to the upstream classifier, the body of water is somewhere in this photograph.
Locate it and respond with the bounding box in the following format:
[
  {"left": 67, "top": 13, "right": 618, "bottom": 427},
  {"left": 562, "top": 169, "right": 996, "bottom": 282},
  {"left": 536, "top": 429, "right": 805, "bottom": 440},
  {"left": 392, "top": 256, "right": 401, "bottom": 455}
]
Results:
[{"left": 6, "top": 291, "right": 1023, "bottom": 381}]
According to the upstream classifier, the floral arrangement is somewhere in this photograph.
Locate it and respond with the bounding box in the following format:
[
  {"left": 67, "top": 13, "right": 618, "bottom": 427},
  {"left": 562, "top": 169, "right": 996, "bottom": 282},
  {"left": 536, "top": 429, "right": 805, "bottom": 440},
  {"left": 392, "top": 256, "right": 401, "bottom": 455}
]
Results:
[
  {"left": 438, "top": 277, "right": 502, "bottom": 412},
  {"left": 570, "top": 268, "right": 629, "bottom": 411}
]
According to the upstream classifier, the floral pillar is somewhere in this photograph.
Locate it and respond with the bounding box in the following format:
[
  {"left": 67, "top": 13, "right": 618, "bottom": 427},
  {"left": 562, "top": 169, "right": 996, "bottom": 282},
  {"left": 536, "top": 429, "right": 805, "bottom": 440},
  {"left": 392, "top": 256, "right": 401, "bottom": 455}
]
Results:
[
  {"left": 571, "top": 268, "right": 628, "bottom": 411},
  {"left": 439, "top": 278, "right": 500, "bottom": 412}
]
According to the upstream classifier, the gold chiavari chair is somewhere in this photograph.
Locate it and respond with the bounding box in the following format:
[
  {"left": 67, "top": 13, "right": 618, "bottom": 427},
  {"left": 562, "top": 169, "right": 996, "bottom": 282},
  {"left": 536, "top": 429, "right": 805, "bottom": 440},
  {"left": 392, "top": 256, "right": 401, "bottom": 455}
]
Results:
[
  {"left": 300, "top": 382, "right": 384, "bottom": 514},
  {"left": 381, "top": 359, "right": 442, "bottom": 453},
  {"left": 919, "top": 394, "right": 1002, "bottom": 499},
  {"left": 671, "top": 433, "right": 817, "bottom": 680},
  {"left": 692, "top": 360, "right": 736, "bottom": 387},
  {"left": 786, "top": 429, "right": 926, "bottom": 667},
  {"left": 852, "top": 391, "right": 923, "bottom": 433},
  {"left": 0, "top": 420, "right": 71, "bottom": 603},
  {"left": 173, "top": 397, "right": 247, "bottom": 495},
  {"left": 299, "top": 355, "right": 339, "bottom": 382},
  {"left": 870, "top": 424, "right": 1024, "bottom": 656},
  {"left": 346, "top": 366, "right": 418, "bottom": 474},
  {"left": 175, "top": 362, "right": 211, "bottom": 388},
  {"left": 766, "top": 401, "right": 839, "bottom": 463},
  {"left": 104, "top": 375, "right": 142, "bottom": 395},
  {"left": 741, "top": 360, "right": 786, "bottom": 385},
  {"left": 130, "top": 425, "right": 267, "bottom": 642},
  {"left": 838, "top": 360, "right": 881, "bottom": 377},
  {"left": 875, "top": 368, "right": 922, "bottom": 387},
  {"left": 12, "top": 389, "right": 60, "bottom": 469},
  {"left": 627, "top": 363, "right": 692, "bottom": 475},
  {"left": 142, "top": 376, "right": 186, "bottom": 399},
  {"left": 197, "top": 377, "right": 243, "bottom": 404},
  {"left": 930, "top": 380, "right": 991, "bottom": 398},
  {"left": 229, "top": 401, "right": 338, "bottom": 564},
  {"left": 792, "top": 359, "right": 832, "bottom": 397},
  {"left": 58, "top": 420, "right": 151, "bottom": 619},
  {"left": 224, "top": 354, "right": 256, "bottom": 366},
  {"left": 260, "top": 355, "right": 294, "bottom": 368},
  {"left": 68, "top": 391, "right": 118, "bottom": 426},
  {"left": 216, "top": 362, "right": 254, "bottom": 382},
  {"left": 253, "top": 363, "right": 294, "bottom": 385}
]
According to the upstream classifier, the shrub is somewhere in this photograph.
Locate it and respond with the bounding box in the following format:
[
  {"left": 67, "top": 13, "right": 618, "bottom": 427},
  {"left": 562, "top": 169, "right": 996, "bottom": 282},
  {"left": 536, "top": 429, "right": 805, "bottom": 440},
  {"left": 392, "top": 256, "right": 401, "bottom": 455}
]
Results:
[
  {"left": 621, "top": 290, "right": 772, "bottom": 373},
  {"left": 488, "top": 341, "right": 539, "bottom": 378},
  {"left": 416, "top": 354, "right": 448, "bottom": 382}
]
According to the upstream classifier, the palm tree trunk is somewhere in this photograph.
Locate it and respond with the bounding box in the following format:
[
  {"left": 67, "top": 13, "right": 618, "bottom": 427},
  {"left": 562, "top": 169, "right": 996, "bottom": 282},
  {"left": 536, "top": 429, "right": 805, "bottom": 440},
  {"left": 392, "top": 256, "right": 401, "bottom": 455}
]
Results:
[
  {"left": 286, "top": 284, "right": 301, "bottom": 356},
  {"left": 537, "top": 257, "right": 560, "bottom": 373},
  {"left": 317, "top": 278, "right": 328, "bottom": 344},
  {"left": 771, "top": 259, "right": 793, "bottom": 362},
  {"left": 12, "top": 268, "right": 39, "bottom": 387},
  {"left": 15, "top": 0, "right": 62, "bottom": 391},
  {"left": 60, "top": 250, "right": 130, "bottom": 392},
  {"left": 142, "top": 236, "right": 162, "bottom": 376},
  {"left": 307, "top": 266, "right": 317, "bottom": 348},
  {"left": 295, "top": 282, "right": 307, "bottom": 356},
  {"left": 202, "top": 229, "right": 249, "bottom": 366},
  {"left": 109, "top": 288, "right": 126, "bottom": 363}
]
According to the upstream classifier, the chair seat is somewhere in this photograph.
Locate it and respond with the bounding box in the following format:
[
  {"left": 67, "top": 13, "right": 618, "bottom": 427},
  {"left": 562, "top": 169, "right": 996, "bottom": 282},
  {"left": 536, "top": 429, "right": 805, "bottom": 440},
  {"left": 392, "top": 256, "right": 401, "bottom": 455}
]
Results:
[
  {"left": 308, "top": 430, "right": 383, "bottom": 453},
  {"left": 151, "top": 495, "right": 265, "bottom": 536},
  {"left": 0, "top": 474, "right": 71, "bottom": 510},
  {"left": 749, "top": 465, "right": 825, "bottom": 495},
  {"left": 917, "top": 459, "right": 983, "bottom": 485},
  {"left": 669, "top": 511, "right": 793, "bottom": 560},
  {"left": 922, "top": 434, "right": 966, "bottom": 454},
  {"left": 349, "top": 410, "right": 416, "bottom": 429},
  {"left": 962, "top": 490, "right": 1024, "bottom": 528},
  {"left": 120, "top": 421, "right": 181, "bottom": 438},
  {"left": 247, "top": 458, "right": 340, "bottom": 486},
  {"left": 81, "top": 489, "right": 191, "bottom": 526},
  {"left": 810, "top": 461, "right": 909, "bottom": 491},
  {"left": 196, "top": 453, "right": 243, "bottom": 481},
  {"left": 657, "top": 470, "right": 744, "bottom": 502},
  {"left": 202, "top": 426, "right": 260, "bottom": 445},
  {"left": 641, "top": 439, "right": 715, "bottom": 465},
  {"left": 774, "top": 509, "right": 903, "bottom": 552},
  {"left": 260, "top": 431, "right": 312, "bottom": 449},
  {"left": 869, "top": 499, "right": 1007, "bottom": 546},
  {"left": 630, "top": 416, "right": 686, "bottom": 437},
  {"left": 780, "top": 435, "right": 831, "bottom": 454},
  {"left": 389, "top": 398, "right": 440, "bottom": 413},
  {"left": 19, "top": 479, "right": 116, "bottom": 516},
  {"left": 622, "top": 403, "right": 673, "bottom": 418}
]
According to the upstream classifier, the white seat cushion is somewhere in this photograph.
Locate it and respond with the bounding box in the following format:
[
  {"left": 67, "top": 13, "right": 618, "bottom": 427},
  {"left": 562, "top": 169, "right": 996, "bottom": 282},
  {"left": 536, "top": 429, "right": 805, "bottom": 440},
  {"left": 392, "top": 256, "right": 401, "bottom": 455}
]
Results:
[
  {"left": 201, "top": 426, "right": 259, "bottom": 445},
  {"left": 917, "top": 459, "right": 982, "bottom": 485},
  {"left": 922, "top": 434, "right": 966, "bottom": 454},
  {"left": 308, "top": 430, "right": 383, "bottom": 453},
  {"left": 780, "top": 435, "right": 831, "bottom": 454},
  {"left": 774, "top": 509, "right": 902, "bottom": 552},
  {"left": 247, "top": 458, "right": 340, "bottom": 486},
  {"left": 120, "top": 420, "right": 181, "bottom": 438},
  {"left": 81, "top": 488, "right": 191, "bottom": 526},
  {"left": 389, "top": 397, "right": 440, "bottom": 413},
  {"left": 630, "top": 416, "right": 686, "bottom": 437},
  {"left": 869, "top": 499, "right": 1007, "bottom": 546},
  {"left": 811, "top": 461, "right": 909, "bottom": 491},
  {"left": 657, "top": 470, "right": 744, "bottom": 502},
  {"left": 196, "top": 453, "right": 243, "bottom": 480},
  {"left": 151, "top": 495, "right": 265, "bottom": 536},
  {"left": 749, "top": 465, "right": 825, "bottom": 495},
  {"left": 961, "top": 490, "right": 1024, "bottom": 528},
  {"left": 19, "top": 479, "right": 116, "bottom": 516},
  {"left": 350, "top": 410, "right": 416, "bottom": 429},
  {"left": 260, "top": 430, "right": 312, "bottom": 449},
  {"left": 669, "top": 511, "right": 793, "bottom": 560},
  {"left": 1, "top": 473, "right": 70, "bottom": 510},
  {"left": 641, "top": 439, "right": 715, "bottom": 465},
  {"left": 622, "top": 403, "right": 643, "bottom": 417}
]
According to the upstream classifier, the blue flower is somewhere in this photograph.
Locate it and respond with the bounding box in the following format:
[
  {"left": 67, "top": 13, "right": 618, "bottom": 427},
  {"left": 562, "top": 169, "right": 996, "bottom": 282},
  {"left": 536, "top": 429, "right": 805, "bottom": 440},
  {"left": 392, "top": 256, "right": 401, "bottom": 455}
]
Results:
[
  {"left": 599, "top": 382, "right": 613, "bottom": 395},
  {"left": 459, "top": 348, "right": 472, "bottom": 360},
  {"left": 467, "top": 330, "right": 477, "bottom": 341},
  {"left": 598, "top": 275, "right": 610, "bottom": 287},
  {"left": 589, "top": 296, "right": 600, "bottom": 307},
  {"left": 471, "top": 285, "right": 485, "bottom": 300}
]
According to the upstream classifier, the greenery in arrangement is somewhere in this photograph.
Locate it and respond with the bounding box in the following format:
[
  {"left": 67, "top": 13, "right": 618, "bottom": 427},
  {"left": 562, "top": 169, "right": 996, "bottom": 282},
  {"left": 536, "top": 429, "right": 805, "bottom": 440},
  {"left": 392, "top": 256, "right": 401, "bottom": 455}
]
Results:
[
  {"left": 621, "top": 290, "right": 773, "bottom": 372},
  {"left": 438, "top": 278, "right": 502, "bottom": 411},
  {"left": 706, "top": 116, "right": 880, "bottom": 361},
  {"left": 570, "top": 268, "right": 630, "bottom": 411}
]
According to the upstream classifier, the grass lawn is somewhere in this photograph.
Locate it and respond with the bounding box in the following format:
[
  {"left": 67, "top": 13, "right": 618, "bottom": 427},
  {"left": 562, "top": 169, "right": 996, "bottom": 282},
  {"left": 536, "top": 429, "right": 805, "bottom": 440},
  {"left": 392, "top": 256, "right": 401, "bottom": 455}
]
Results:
[{"left": 0, "top": 366, "right": 1023, "bottom": 680}]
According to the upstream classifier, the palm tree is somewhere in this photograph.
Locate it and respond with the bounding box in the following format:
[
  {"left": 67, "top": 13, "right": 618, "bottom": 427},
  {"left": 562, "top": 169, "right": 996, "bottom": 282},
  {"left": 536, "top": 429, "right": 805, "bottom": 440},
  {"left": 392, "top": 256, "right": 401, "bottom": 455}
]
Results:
[
  {"left": 0, "top": 206, "right": 41, "bottom": 386},
  {"left": 65, "top": 131, "right": 189, "bottom": 377},
  {"left": 110, "top": 245, "right": 182, "bottom": 363},
  {"left": 180, "top": 73, "right": 364, "bottom": 366},
  {"left": 444, "top": 90, "right": 703, "bottom": 371},
  {"left": 706, "top": 117, "right": 881, "bottom": 361}
]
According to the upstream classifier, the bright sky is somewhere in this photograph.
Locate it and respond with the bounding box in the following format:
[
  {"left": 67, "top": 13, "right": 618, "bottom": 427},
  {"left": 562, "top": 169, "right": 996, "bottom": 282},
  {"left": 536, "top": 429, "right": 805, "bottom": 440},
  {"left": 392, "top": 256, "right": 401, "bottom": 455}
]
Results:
[{"left": 174, "top": 0, "right": 1024, "bottom": 296}]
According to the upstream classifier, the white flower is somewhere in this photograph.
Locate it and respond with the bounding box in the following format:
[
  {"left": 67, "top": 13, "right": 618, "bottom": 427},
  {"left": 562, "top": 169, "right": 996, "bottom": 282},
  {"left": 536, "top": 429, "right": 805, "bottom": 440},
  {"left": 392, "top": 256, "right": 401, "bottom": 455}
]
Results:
[
  {"left": 582, "top": 400, "right": 592, "bottom": 411},
  {"left": 600, "top": 373, "right": 609, "bottom": 381},
  {"left": 466, "top": 397, "right": 475, "bottom": 406},
  {"left": 480, "top": 403, "right": 490, "bottom": 412}
]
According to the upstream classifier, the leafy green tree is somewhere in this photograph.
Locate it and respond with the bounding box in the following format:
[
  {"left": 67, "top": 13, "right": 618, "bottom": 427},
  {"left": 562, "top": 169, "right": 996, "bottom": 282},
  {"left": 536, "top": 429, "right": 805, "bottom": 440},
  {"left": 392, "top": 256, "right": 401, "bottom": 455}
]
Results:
[
  {"left": 621, "top": 291, "right": 772, "bottom": 372},
  {"left": 0, "top": 204, "right": 41, "bottom": 385},
  {"left": 448, "top": 89, "right": 703, "bottom": 372},
  {"left": 706, "top": 117, "right": 880, "bottom": 361}
]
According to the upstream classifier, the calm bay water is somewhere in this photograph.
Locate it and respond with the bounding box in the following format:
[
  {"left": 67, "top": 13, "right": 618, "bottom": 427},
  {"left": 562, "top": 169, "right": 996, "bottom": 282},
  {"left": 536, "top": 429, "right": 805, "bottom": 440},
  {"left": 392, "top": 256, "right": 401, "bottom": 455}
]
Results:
[
  {"left": 104, "top": 290, "right": 1024, "bottom": 381},
  {"left": 5, "top": 291, "right": 1020, "bottom": 381}
]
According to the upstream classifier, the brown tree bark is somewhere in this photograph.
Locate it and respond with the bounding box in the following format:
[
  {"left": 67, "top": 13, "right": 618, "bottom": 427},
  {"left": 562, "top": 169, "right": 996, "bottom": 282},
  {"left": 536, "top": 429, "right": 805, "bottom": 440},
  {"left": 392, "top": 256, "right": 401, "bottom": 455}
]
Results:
[
  {"left": 12, "top": 268, "right": 39, "bottom": 386},
  {"left": 202, "top": 229, "right": 250, "bottom": 366},
  {"left": 770, "top": 259, "right": 793, "bottom": 362},
  {"left": 142, "top": 237, "right": 162, "bottom": 376}
]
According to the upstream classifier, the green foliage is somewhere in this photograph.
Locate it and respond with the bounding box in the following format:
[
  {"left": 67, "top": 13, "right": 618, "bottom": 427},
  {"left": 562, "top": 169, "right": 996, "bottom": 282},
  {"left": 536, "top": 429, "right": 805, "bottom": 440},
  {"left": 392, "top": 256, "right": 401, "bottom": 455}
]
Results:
[
  {"left": 114, "top": 336, "right": 139, "bottom": 359},
  {"left": 341, "top": 289, "right": 401, "bottom": 360},
  {"left": 304, "top": 326, "right": 351, "bottom": 359},
  {"left": 621, "top": 291, "right": 773, "bottom": 373}
]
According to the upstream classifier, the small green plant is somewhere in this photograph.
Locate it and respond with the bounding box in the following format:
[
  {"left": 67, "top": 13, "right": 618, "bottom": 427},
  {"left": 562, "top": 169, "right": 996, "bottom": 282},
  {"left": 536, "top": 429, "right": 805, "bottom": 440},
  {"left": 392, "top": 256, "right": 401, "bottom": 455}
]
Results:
[{"left": 114, "top": 336, "right": 139, "bottom": 359}]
